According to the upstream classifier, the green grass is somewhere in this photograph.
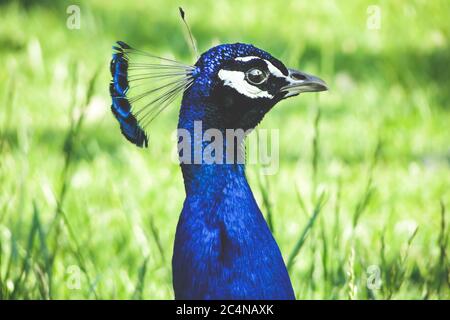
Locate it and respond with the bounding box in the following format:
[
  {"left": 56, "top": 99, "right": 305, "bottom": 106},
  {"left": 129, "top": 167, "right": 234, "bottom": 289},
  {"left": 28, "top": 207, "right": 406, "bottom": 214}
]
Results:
[{"left": 0, "top": 0, "right": 449, "bottom": 299}]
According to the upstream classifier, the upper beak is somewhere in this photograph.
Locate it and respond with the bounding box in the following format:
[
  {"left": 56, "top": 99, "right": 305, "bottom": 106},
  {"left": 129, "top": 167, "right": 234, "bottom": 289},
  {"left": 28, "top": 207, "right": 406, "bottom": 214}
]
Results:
[{"left": 280, "top": 68, "right": 328, "bottom": 97}]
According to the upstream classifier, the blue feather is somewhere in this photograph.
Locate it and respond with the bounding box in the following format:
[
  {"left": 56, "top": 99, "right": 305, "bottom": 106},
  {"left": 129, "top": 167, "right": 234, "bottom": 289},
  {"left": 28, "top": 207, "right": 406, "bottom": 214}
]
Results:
[
  {"left": 109, "top": 42, "right": 148, "bottom": 147},
  {"left": 173, "top": 43, "right": 295, "bottom": 300},
  {"left": 109, "top": 41, "right": 195, "bottom": 148}
]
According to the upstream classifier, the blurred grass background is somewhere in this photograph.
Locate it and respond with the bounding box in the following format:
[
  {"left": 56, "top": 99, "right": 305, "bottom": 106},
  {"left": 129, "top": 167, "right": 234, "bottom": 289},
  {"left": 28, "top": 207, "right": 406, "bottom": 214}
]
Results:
[{"left": 0, "top": 0, "right": 449, "bottom": 299}]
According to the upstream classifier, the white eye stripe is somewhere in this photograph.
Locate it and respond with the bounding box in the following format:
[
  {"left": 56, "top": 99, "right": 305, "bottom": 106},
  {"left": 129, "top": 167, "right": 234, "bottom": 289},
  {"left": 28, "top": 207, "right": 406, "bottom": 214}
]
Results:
[
  {"left": 235, "top": 56, "right": 260, "bottom": 62},
  {"left": 234, "top": 56, "right": 285, "bottom": 78},
  {"left": 264, "top": 60, "right": 285, "bottom": 78},
  {"left": 218, "top": 69, "right": 273, "bottom": 99}
]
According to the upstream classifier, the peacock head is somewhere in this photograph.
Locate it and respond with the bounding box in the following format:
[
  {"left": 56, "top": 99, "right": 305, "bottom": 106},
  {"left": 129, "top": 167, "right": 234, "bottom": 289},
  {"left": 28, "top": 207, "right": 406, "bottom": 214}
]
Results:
[
  {"left": 110, "top": 41, "right": 327, "bottom": 147},
  {"left": 186, "top": 43, "right": 328, "bottom": 130}
]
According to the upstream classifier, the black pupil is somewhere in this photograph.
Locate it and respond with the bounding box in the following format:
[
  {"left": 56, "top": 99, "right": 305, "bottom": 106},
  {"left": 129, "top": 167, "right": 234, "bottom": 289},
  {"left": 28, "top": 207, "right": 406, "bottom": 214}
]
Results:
[{"left": 247, "top": 69, "right": 266, "bottom": 84}]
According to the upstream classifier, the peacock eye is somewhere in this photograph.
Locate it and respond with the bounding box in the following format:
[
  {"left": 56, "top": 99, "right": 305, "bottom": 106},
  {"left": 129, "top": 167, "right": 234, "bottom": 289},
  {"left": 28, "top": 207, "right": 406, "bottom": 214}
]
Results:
[{"left": 246, "top": 68, "right": 268, "bottom": 85}]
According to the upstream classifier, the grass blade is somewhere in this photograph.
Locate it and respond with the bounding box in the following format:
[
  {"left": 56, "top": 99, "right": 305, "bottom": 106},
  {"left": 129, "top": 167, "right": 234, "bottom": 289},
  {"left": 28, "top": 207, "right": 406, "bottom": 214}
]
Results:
[
  {"left": 132, "top": 257, "right": 149, "bottom": 300},
  {"left": 287, "top": 191, "right": 327, "bottom": 271},
  {"left": 257, "top": 173, "right": 274, "bottom": 233}
]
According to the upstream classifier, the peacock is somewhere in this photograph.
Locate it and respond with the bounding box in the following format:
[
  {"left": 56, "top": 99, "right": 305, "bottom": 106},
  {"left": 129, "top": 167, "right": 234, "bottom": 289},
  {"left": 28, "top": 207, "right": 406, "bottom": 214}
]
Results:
[{"left": 109, "top": 24, "right": 327, "bottom": 300}]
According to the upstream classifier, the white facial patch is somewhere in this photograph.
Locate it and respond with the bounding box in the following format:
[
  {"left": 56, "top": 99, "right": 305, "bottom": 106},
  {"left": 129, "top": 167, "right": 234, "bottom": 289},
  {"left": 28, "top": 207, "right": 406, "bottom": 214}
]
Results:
[
  {"left": 235, "top": 56, "right": 285, "bottom": 78},
  {"left": 235, "top": 56, "right": 260, "bottom": 62},
  {"left": 218, "top": 69, "right": 273, "bottom": 99},
  {"left": 264, "top": 60, "right": 285, "bottom": 78}
]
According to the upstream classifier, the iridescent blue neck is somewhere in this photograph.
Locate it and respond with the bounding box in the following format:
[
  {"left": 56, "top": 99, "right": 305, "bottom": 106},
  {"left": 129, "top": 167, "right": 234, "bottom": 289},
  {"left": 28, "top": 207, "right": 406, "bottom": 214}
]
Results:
[
  {"left": 172, "top": 43, "right": 295, "bottom": 300},
  {"left": 177, "top": 96, "right": 247, "bottom": 196}
]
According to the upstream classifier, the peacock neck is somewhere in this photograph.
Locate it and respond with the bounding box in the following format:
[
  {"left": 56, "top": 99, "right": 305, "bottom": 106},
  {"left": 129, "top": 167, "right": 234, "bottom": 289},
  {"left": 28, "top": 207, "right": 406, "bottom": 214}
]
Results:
[
  {"left": 178, "top": 133, "right": 248, "bottom": 197},
  {"left": 177, "top": 89, "right": 251, "bottom": 197},
  {"left": 173, "top": 92, "right": 296, "bottom": 301}
]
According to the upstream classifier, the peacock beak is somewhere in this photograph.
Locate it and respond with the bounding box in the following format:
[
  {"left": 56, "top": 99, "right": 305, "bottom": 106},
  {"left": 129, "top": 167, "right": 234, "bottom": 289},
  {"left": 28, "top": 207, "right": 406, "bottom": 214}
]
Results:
[{"left": 280, "top": 68, "right": 328, "bottom": 98}]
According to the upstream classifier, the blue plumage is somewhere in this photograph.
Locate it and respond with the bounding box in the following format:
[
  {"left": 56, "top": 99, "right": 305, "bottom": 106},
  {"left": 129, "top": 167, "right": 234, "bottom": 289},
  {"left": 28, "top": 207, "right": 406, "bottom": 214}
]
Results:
[
  {"left": 110, "top": 42, "right": 148, "bottom": 147},
  {"left": 173, "top": 44, "right": 296, "bottom": 300},
  {"left": 110, "top": 40, "right": 327, "bottom": 300},
  {"left": 173, "top": 165, "right": 296, "bottom": 299}
]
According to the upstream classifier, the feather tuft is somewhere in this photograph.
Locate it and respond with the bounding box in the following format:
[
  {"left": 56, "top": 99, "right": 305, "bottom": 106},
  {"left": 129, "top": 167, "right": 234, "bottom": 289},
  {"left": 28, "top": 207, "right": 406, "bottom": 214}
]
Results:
[{"left": 109, "top": 41, "right": 195, "bottom": 148}]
